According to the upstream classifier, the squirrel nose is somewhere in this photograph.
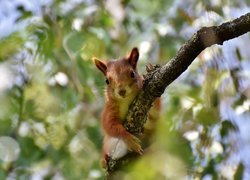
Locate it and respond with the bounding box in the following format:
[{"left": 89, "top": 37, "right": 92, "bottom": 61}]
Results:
[{"left": 118, "top": 89, "right": 126, "bottom": 97}]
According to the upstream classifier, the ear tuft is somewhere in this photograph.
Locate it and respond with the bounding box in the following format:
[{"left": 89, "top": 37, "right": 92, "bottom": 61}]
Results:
[
  {"left": 93, "top": 57, "right": 107, "bottom": 76},
  {"left": 127, "top": 47, "right": 139, "bottom": 69}
]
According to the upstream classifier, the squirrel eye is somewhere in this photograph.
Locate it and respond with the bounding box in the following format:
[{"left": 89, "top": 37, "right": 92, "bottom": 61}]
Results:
[
  {"left": 130, "top": 71, "right": 135, "bottom": 78},
  {"left": 105, "top": 79, "right": 109, "bottom": 85}
]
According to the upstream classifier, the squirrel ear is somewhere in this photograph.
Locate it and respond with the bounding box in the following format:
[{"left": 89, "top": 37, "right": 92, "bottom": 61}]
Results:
[
  {"left": 127, "top": 47, "right": 139, "bottom": 69},
  {"left": 93, "top": 57, "right": 107, "bottom": 75}
]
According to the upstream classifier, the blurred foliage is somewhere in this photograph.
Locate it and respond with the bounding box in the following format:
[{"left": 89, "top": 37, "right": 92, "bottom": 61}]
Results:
[
  {"left": 0, "top": 33, "right": 24, "bottom": 61},
  {"left": 0, "top": 0, "right": 250, "bottom": 179}
]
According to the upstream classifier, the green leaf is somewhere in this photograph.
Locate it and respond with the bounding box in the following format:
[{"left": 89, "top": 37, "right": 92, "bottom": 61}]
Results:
[
  {"left": 234, "top": 163, "right": 244, "bottom": 180},
  {"left": 196, "top": 107, "right": 219, "bottom": 126},
  {"left": 0, "top": 118, "right": 12, "bottom": 136},
  {"left": 63, "top": 32, "right": 85, "bottom": 56},
  {"left": 18, "top": 137, "right": 43, "bottom": 166},
  {"left": 0, "top": 33, "right": 24, "bottom": 61},
  {"left": 16, "top": 5, "right": 33, "bottom": 21},
  {"left": 220, "top": 120, "right": 238, "bottom": 137}
]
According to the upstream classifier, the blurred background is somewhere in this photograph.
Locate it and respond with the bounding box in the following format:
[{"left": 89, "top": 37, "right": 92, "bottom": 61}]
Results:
[{"left": 0, "top": 0, "right": 250, "bottom": 179}]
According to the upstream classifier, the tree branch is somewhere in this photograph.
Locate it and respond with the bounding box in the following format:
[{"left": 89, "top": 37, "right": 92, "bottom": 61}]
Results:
[{"left": 106, "top": 12, "right": 250, "bottom": 174}]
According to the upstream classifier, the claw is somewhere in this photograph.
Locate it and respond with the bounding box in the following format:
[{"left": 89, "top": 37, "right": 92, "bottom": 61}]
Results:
[{"left": 124, "top": 133, "right": 143, "bottom": 155}]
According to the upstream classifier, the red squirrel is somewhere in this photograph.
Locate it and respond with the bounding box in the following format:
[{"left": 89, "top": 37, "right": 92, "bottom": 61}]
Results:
[{"left": 93, "top": 47, "right": 160, "bottom": 167}]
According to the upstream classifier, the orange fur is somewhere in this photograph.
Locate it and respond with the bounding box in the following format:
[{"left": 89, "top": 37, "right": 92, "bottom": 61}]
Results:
[{"left": 93, "top": 47, "right": 160, "bottom": 168}]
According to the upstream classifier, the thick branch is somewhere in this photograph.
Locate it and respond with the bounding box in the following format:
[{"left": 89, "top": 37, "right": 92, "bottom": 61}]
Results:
[{"left": 106, "top": 12, "right": 250, "bottom": 173}]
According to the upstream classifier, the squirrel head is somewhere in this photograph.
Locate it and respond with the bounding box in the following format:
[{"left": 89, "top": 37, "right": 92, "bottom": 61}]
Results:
[{"left": 93, "top": 47, "right": 143, "bottom": 100}]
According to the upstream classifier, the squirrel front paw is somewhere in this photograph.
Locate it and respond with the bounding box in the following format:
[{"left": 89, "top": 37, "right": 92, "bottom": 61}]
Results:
[{"left": 124, "top": 133, "right": 143, "bottom": 155}]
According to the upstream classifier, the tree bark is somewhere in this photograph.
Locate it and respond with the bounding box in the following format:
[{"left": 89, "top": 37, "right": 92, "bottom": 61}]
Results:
[{"left": 106, "top": 12, "right": 250, "bottom": 174}]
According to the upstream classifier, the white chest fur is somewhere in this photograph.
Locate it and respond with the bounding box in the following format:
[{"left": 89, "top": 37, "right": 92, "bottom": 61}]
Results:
[{"left": 106, "top": 137, "right": 128, "bottom": 159}]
